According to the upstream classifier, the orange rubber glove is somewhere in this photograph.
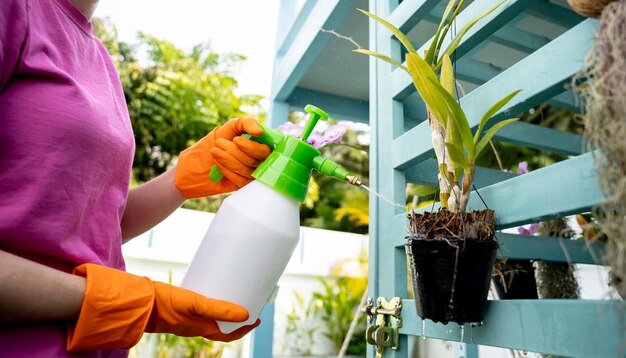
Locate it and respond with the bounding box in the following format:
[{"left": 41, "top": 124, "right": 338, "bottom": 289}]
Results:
[
  {"left": 175, "top": 117, "right": 272, "bottom": 198},
  {"left": 67, "top": 263, "right": 260, "bottom": 351}
]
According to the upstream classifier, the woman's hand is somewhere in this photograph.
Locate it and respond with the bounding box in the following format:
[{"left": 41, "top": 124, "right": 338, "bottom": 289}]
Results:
[
  {"left": 121, "top": 117, "right": 272, "bottom": 241},
  {"left": 175, "top": 117, "right": 272, "bottom": 198},
  {"left": 67, "top": 263, "right": 259, "bottom": 351}
]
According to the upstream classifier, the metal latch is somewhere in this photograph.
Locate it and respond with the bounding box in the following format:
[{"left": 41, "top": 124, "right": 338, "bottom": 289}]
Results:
[{"left": 362, "top": 297, "right": 402, "bottom": 357}]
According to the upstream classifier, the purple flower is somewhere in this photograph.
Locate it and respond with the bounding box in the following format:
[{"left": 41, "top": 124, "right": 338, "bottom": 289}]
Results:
[
  {"left": 517, "top": 161, "right": 528, "bottom": 175},
  {"left": 276, "top": 121, "right": 348, "bottom": 149},
  {"left": 317, "top": 123, "right": 348, "bottom": 146},
  {"left": 517, "top": 223, "right": 538, "bottom": 235},
  {"left": 277, "top": 122, "right": 304, "bottom": 138},
  {"left": 305, "top": 131, "right": 323, "bottom": 148}
]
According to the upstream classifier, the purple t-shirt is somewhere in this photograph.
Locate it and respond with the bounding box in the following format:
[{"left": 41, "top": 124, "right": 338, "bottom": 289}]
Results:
[{"left": 0, "top": 0, "right": 134, "bottom": 356}]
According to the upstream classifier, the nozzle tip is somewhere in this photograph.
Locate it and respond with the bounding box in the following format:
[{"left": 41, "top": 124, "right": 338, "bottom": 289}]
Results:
[{"left": 345, "top": 175, "right": 362, "bottom": 187}]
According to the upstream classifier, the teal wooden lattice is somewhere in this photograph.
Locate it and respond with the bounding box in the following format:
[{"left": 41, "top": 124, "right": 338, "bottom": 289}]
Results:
[{"left": 368, "top": 0, "right": 624, "bottom": 357}]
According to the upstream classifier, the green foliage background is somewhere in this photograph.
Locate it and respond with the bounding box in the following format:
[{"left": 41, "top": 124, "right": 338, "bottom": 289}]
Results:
[
  {"left": 94, "top": 19, "right": 371, "bottom": 233},
  {"left": 94, "top": 18, "right": 263, "bottom": 181}
]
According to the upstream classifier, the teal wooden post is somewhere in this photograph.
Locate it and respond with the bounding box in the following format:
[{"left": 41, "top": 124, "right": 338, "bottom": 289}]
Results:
[
  {"left": 368, "top": 0, "right": 409, "bottom": 356},
  {"left": 249, "top": 303, "right": 274, "bottom": 358},
  {"left": 267, "top": 100, "right": 289, "bottom": 128},
  {"left": 455, "top": 343, "right": 479, "bottom": 358},
  {"left": 367, "top": 0, "right": 624, "bottom": 357}
]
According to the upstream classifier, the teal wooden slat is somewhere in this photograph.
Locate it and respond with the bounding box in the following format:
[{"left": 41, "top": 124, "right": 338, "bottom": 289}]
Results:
[
  {"left": 392, "top": 19, "right": 597, "bottom": 170},
  {"left": 496, "top": 233, "right": 605, "bottom": 264},
  {"left": 391, "top": 0, "right": 536, "bottom": 99},
  {"left": 488, "top": 22, "right": 551, "bottom": 53},
  {"left": 467, "top": 152, "right": 602, "bottom": 228},
  {"left": 527, "top": 0, "right": 585, "bottom": 28},
  {"left": 287, "top": 87, "right": 369, "bottom": 123},
  {"left": 423, "top": 11, "right": 551, "bottom": 54},
  {"left": 547, "top": 90, "right": 582, "bottom": 112},
  {"left": 274, "top": 0, "right": 299, "bottom": 51},
  {"left": 493, "top": 121, "right": 583, "bottom": 156},
  {"left": 456, "top": 57, "right": 504, "bottom": 84},
  {"left": 271, "top": 0, "right": 358, "bottom": 101},
  {"left": 389, "top": 0, "right": 439, "bottom": 34},
  {"left": 276, "top": 0, "right": 318, "bottom": 56},
  {"left": 399, "top": 299, "right": 625, "bottom": 358},
  {"left": 405, "top": 158, "right": 516, "bottom": 187}
]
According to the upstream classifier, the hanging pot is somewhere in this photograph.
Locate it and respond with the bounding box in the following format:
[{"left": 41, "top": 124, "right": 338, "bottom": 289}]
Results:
[{"left": 405, "top": 235, "right": 497, "bottom": 324}]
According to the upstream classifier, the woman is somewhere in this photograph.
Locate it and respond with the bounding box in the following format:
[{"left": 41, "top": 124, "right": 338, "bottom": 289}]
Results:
[{"left": 0, "top": 0, "right": 271, "bottom": 356}]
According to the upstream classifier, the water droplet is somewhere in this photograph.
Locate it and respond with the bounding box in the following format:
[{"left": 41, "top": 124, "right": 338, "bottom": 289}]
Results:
[
  {"left": 459, "top": 324, "right": 465, "bottom": 343},
  {"left": 448, "top": 247, "right": 461, "bottom": 317},
  {"left": 422, "top": 320, "right": 426, "bottom": 340},
  {"left": 360, "top": 185, "right": 405, "bottom": 212},
  {"left": 523, "top": 350, "right": 528, "bottom": 355}
]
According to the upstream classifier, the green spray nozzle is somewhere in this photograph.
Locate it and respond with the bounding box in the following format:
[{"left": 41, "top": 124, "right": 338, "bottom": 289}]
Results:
[
  {"left": 312, "top": 156, "right": 362, "bottom": 186},
  {"left": 209, "top": 105, "right": 362, "bottom": 202},
  {"left": 300, "top": 104, "right": 329, "bottom": 141}
]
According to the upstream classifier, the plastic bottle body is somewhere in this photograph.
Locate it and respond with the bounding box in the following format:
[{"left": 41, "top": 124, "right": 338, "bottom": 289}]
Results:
[{"left": 181, "top": 180, "right": 300, "bottom": 333}]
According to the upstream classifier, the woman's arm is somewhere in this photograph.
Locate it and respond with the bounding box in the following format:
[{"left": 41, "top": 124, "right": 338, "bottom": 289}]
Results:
[
  {"left": 121, "top": 166, "right": 186, "bottom": 242},
  {"left": 0, "top": 250, "right": 86, "bottom": 321},
  {"left": 121, "top": 118, "right": 272, "bottom": 242}
]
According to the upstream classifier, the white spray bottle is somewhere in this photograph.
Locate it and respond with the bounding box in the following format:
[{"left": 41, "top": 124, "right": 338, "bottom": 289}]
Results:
[{"left": 181, "top": 105, "right": 362, "bottom": 333}]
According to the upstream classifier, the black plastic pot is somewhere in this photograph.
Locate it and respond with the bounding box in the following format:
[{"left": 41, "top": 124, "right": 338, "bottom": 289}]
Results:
[
  {"left": 405, "top": 235, "right": 497, "bottom": 324},
  {"left": 493, "top": 259, "right": 538, "bottom": 299}
]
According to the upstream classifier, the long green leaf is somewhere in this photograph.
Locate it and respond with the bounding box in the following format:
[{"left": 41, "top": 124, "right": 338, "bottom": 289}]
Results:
[
  {"left": 445, "top": 112, "right": 462, "bottom": 157},
  {"left": 445, "top": 141, "right": 471, "bottom": 171},
  {"left": 425, "top": 0, "right": 459, "bottom": 66},
  {"left": 435, "top": 0, "right": 506, "bottom": 70},
  {"left": 358, "top": 8, "right": 416, "bottom": 53},
  {"left": 426, "top": 77, "right": 474, "bottom": 159},
  {"left": 406, "top": 53, "right": 448, "bottom": 128},
  {"left": 440, "top": 54, "right": 455, "bottom": 95},
  {"left": 354, "top": 49, "right": 409, "bottom": 73},
  {"left": 475, "top": 117, "right": 519, "bottom": 157},
  {"left": 434, "top": 0, "right": 466, "bottom": 62},
  {"left": 445, "top": 119, "right": 463, "bottom": 178},
  {"left": 474, "top": 89, "right": 521, "bottom": 143}
]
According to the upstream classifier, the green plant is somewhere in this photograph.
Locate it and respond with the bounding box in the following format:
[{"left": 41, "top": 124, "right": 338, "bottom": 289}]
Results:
[
  {"left": 357, "top": 1, "right": 522, "bottom": 212},
  {"left": 283, "top": 291, "right": 319, "bottom": 356},
  {"left": 313, "top": 276, "right": 367, "bottom": 355},
  {"left": 135, "top": 333, "right": 226, "bottom": 358},
  {"left": 93, "top": 17, "right": 263, "bottom": 184}
]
